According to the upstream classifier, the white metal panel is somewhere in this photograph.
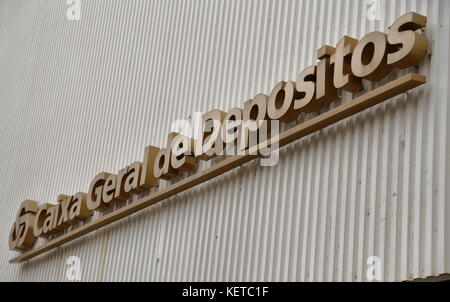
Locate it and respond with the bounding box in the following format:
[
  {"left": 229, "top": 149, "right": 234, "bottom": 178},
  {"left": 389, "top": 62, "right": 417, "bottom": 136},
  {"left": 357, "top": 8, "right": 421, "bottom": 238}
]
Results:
[{"left": 0, "top": 0, "right": 449, "bottom": 281}]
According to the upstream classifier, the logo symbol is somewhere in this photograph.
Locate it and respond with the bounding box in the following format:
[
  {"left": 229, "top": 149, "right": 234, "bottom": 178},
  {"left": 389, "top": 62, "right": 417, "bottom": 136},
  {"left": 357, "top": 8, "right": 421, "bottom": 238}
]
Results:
[{"left": 9, "top": 200, "right": 38, "bottom": 251}]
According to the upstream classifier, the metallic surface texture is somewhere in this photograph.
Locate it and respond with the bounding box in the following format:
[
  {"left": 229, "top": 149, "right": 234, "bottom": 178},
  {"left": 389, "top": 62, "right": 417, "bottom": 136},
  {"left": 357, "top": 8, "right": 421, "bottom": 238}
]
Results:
[{"left": 0, "top": 0, "right": 449, "bottom": 281}]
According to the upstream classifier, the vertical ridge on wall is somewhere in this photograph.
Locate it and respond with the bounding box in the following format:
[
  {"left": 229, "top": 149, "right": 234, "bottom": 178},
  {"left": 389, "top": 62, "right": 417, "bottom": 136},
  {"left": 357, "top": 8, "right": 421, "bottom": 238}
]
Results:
[{"left": 0, "top": 0, "right": 449, "bottom": 282}]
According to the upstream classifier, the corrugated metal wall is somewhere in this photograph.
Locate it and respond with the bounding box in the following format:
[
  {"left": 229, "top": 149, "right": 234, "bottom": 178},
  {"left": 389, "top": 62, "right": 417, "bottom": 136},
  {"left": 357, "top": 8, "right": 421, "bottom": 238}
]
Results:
[{"left": 0, "top": 0, "right": 449, "bottom": 282}]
